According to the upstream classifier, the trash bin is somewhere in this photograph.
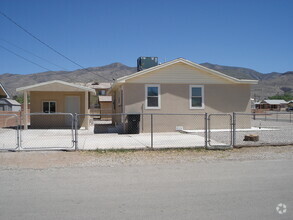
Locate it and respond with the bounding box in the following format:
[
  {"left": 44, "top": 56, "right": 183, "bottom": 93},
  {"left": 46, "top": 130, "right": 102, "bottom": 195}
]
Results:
[{"left": 127, "top": 114, "right": 140, "bottom": 134}]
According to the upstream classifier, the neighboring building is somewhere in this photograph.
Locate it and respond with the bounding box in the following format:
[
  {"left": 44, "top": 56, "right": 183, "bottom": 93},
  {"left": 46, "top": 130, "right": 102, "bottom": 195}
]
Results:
[
  {"left": 0, "top": 82, "right": 21, "bottom": 111},
  {"left": 0, "top": 98, "right": 21, "bottom": 111},
  {"left": 16, "top": 80, "right": 96, "bottom": 129},
  {"left": 85, "top": 82, "right": 112, "bottom": 119},
  {"left": 109, "top": 58, "right": 258, "bottom": 132},
  {"left": 255, "top": 100, "right": 288, "bottom": 111},
  {"left": 0, "top": 82, "right": 10, "bottom": 98}
]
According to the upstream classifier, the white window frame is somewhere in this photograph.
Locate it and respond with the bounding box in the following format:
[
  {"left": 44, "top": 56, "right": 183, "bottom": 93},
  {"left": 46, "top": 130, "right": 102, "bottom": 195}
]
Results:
[
  {"left": 189, "top": 85, "right": 204, "bottom": 109},
  {"left": 42, "top": 101, "right": 57, "bottom": 113},
  {"left": 145, "top": 84, "right": 161, "bottom": 110}
]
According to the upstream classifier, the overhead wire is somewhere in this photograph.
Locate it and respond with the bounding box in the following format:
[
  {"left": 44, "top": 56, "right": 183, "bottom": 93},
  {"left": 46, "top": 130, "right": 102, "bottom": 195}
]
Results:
[
  {"left": 0, "top": 11, "right": 112, "bottom": 82},
  {"left": 0, "top": 44, "right": 52, "bottom": 71},
  {"left": 0, "top": 38, "right": 68, "bottom": 70}
]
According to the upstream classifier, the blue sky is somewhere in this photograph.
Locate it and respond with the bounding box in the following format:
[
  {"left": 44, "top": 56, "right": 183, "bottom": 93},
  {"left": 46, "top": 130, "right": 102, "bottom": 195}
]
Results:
[{"left": 0, "top": 0, "right": 292, "bottom": 75}]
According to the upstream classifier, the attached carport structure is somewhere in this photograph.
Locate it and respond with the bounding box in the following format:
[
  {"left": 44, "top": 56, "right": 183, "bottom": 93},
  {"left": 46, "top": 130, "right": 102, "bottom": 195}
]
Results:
[{"left": 16, "top": 80, "right": 96, "bottom": 129}]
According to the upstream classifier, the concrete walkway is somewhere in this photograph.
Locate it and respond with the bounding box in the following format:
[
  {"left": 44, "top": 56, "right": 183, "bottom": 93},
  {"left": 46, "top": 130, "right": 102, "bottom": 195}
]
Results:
[{"left": 0, "top": 127, "right": 227, "bottom": 150}]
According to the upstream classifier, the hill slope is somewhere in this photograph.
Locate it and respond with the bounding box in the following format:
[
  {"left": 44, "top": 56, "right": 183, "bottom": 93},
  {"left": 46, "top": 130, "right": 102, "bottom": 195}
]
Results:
[{"left": 0, "top": 62, "right": 292, "bottom": 100}]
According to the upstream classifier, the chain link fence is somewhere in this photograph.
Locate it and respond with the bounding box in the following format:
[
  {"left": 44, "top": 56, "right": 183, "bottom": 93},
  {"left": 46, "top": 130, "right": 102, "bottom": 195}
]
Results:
[
  {"left": 0, "top": 114, "right": 19, "bottom": 151},
  {"left": 20, "top": 113, "right": 75, "bottom": 150},
  {"left": 0, "top": 112, "right": 292, "bottom": 151},
  {"left": 234, "top": 112, "right": 293, "bottom": 147},
  {"left": 208, "top": 114, "right": 233, "bottom": 149}
]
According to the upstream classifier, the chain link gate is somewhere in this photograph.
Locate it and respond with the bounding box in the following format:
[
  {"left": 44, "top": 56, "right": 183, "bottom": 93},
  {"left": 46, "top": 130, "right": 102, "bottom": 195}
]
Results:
[
  {"left": 207, "top": 114, "right": 233, "bottom": 148},
  {"left": 20, "top": 113, "right": 75, "bottom": 150},
  {"left": 0, "top": 114, "right": 20, "bottom": 151}
]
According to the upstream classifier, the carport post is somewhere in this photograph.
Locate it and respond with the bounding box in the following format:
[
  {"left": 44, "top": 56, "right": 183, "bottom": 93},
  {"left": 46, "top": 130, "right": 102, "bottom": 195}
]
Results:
[{"left": 23, "top": 91, "right": 28, "bottom": 130}]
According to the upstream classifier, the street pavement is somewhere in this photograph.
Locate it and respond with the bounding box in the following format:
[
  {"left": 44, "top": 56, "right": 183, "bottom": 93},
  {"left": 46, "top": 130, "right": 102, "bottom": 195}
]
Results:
[{"left": 0, "top": 158, "right": 292, "bottom": 219}]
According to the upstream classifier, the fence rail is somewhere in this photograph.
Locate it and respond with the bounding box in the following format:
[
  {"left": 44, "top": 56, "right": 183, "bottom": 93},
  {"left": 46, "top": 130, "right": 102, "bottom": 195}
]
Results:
[{"left": 0, "top": 112, "right": 292, "bottom": 151}]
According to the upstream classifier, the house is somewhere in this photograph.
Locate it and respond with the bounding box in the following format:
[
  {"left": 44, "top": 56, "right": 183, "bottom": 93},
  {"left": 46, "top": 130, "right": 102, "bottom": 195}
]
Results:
[
  {"left": 0, "top": 98, "right": 21, "bottom": 111},
  {"left": 86, "top": 82, "right": 112, "bottom": 119},
  {"left": 255, "top": 100, "right": 288, "bottom": 111},
  {"left": 16, "top": 80, "right": 96, "bottom": 129},
  {"left": 109, "top": 58, "right": 258, "bottom": 132},
  {"left": 0, "top": 82, "right": 21, "bottom": 111}
]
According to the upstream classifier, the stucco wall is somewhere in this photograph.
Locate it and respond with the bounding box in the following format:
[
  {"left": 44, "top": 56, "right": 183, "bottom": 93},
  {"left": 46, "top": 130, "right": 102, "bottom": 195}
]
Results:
[
  {"left": 30, "top": 91, "right": 86, "bottom": 128},
  {"left": 118, "top": 83, "right": 251, "bottom": 131}
]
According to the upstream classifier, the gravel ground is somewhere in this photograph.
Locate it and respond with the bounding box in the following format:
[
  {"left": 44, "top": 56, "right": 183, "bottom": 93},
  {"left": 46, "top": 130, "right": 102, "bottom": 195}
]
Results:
[
  {"left": 205, "top": 117, "right": 293, "bottom": 146},
  {"left": 0, "top": 145, "right": 292, "bottom": 170}
]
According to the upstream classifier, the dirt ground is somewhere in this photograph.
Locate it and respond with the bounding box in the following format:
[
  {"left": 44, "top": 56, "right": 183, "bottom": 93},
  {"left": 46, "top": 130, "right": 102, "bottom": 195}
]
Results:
[{"left": 0, "top": 145, "right": 292, "bottom": 170}]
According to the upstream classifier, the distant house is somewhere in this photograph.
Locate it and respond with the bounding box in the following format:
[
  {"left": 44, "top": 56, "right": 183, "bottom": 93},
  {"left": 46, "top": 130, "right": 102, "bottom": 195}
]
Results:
[
  {"left": 0, "top": 82, "right": 21, "bottom": 111},
  {"left": 85, "top": 82, "right": 112, "bottom": 120},
  {"left": 16, "top": 80, "right": 96, "bottom": 129},
  {"left": 255, "top": 100, "right": 288, "bottom": 111},
  {"left": 109, "top": 58, "right": 258, "bottom": 132}
]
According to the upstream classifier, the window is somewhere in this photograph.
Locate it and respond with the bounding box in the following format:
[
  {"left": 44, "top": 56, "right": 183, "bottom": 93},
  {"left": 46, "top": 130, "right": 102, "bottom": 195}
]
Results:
[
  {"left": 43, "top": 101, "right": 56, "bottom": 113},
  {"left": 145, "top": 84, "right": 160, "bottom": 109},
  {"left": 190, "top": 85, "right": 204, "bottom": 109},
  {"left": 98, "top": 90, "right": 106, "bottom": 95}
]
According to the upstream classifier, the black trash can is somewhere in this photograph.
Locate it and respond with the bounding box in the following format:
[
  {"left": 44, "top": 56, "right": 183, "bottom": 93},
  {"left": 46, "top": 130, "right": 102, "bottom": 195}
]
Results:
[{"left": 127, "top": 114, "right": 141, "bottom": 134}]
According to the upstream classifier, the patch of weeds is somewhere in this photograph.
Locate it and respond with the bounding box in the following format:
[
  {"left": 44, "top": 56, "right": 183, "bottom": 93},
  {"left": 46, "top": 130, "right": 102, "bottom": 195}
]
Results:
[{"left": 94, "top": 148, "right": 146, "bottom": 154}]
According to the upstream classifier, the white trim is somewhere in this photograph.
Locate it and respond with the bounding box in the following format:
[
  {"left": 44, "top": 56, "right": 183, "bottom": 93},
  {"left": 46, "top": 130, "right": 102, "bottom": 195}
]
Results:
[
  {"left": 189, "top": 85, "right": 205, "bottom": 109},
  {"left": 145, "top": 84, "right": 161, "bottom": 110},
  {"left": 16, "top": 80, "right": 96, "bottom": 95},
  {"left": 42, "top": 100, "right": 57, "bottom": 113},
  {"left": 114, "top": 58, "right": 258, "bottom": 85}
]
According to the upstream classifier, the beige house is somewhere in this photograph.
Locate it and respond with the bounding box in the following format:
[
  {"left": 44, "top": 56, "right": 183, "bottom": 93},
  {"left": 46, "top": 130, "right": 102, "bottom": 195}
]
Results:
[
  {"left": 16, "top": 80, "right": 96, "bottom": 129},
  {"left": 255, "top": 99, "right": 288, "bottom": 111},
  {"left": 110, "top": 58, "right": 258, "bottom": 132},
  {"left": 86, "top": 82, "right": 112, "bottom": 119}
]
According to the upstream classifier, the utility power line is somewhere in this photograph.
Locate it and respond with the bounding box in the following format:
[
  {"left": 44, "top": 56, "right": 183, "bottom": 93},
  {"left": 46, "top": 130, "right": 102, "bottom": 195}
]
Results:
[
  {"left": 0, "top": 44, "right": 52, "bottom": 71},
  {"left": 0, "top": 11, "right": 112, "bottom": 82},
  {"left": 0, "top": 38, "right": 67, "bottom": 70}
]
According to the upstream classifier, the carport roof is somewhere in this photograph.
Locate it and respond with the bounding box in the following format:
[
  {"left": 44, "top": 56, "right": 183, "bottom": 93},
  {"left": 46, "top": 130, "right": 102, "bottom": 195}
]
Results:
[{"left": 16, "top": 80, "right": 96, "bottom": 95}]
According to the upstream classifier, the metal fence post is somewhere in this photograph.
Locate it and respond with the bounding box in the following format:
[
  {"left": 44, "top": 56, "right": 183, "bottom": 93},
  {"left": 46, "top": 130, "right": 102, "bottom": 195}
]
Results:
[
  {"left": 151, "top": 114, "right": 153, "bottom": 149},
  {"left": 290, "top": 112, "right": 292, "bottom": 123},
  {"left": 232, "top": 112, "right": 236, "bottom": 148},
  {"left": 204, "top": 113, "right": 208, "bottom": 149},
  {"left": 74, "top": 113, "right": 78, "bottom": 150},
  {"left": 16, "top": 115, "right": 21, "bottom": 151}
]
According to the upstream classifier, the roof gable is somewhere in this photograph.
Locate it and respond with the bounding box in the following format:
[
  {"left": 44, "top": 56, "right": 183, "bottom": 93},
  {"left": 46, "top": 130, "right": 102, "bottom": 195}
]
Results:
[
  {"left": 0, "top": 82, "right": 10, "bottom": 98},
  {"left": 261, "top": 99, "right": 288, "bottom": 105},
  {"left": 16, "top": 80, "right": 96, "bottom": 95},
  {"left": 115, "top": 58, "right": 258, "bottom": 85}
]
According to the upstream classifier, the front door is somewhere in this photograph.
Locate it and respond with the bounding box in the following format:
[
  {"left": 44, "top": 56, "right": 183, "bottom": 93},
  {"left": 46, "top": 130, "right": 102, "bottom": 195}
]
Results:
[{"left": 65, "top": 96, "right": 80, "bottom": 126}]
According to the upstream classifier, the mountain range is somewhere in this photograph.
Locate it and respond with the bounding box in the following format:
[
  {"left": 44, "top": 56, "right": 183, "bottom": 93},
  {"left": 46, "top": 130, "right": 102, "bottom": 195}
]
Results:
[{"left": 0, "top": 62, "right": 292, "bottom": 100}]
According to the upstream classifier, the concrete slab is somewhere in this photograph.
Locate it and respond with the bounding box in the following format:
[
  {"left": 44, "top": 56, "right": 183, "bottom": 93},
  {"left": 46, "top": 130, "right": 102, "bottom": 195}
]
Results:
[{"left": 1, "top": 127, "right": 225, "bottom": 151}]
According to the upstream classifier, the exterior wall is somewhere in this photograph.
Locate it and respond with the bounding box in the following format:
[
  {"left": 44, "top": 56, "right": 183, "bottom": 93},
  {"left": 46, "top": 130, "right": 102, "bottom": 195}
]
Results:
[
  {"left": 0, "top": 104, "right": 11, "bottom": 111},
  {"left": 0, "top": 89, "right": 7, "bottom": 97},
  {"left": 127, "top": 63, "right": 233, "bottom": 84},
  {"left": 100, "top": 102, "right": 112, "bottom": 120},
  {"left": 120, "top": 83, "right": 251, "bottom": 131},
  {"left": 0, "top": 111, "right": 20, "bottom": 128},
  {"left": 11, "top": 105, "right": 21, "bottom": 112},
  {"left": 112, "top": 86, "right": 124, "bottom": 125},
  {"left": 30, "top": 91, "right": 86, "bottom": 128}
]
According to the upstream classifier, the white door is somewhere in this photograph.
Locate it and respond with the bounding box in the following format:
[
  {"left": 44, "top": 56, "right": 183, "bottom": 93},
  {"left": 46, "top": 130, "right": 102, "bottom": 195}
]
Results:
[{"left": 65, "top": 96, "right": 80, "bottom": 126}]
